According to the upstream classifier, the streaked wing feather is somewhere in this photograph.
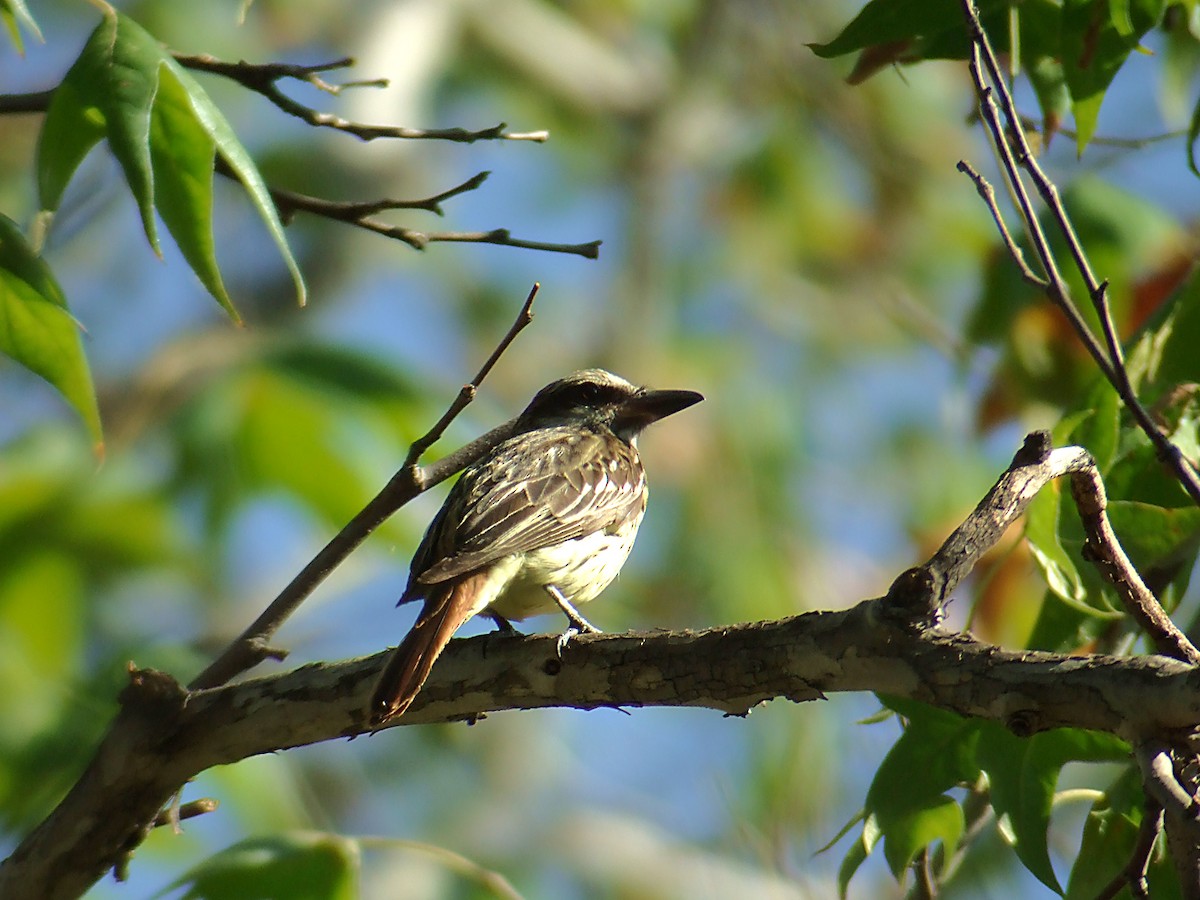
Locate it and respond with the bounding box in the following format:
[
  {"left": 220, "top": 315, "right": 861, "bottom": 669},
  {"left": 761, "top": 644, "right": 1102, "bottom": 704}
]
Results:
[{"left": 413, "top": 427, "right": 644, "bottom": 587}]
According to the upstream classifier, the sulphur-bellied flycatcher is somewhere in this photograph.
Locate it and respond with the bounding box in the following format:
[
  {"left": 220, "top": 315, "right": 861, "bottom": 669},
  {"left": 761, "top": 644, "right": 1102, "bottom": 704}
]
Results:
[{"left": 369, "top": 369, "right": 702, "bottom": 726}]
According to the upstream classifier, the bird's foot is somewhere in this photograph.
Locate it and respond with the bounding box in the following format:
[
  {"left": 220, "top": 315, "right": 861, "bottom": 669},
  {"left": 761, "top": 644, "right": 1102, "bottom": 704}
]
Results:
[{"left": 545, "top": 585, "right": 602, "bottom": 656}]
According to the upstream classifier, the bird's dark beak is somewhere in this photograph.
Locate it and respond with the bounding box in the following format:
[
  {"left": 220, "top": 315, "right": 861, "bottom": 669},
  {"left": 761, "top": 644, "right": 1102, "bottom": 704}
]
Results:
[{"left": 615, "top": 387, "right": 703, "bottom": 433}]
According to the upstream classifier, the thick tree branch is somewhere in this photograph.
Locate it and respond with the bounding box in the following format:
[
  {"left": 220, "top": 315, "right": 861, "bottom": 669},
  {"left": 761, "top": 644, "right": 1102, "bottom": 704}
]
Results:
[
  {"left": 7, "top": 605, "right": 1200, "bottom": 899},
  {"left": 6, "top": 434, "right": 1198, "bottom": 898}
]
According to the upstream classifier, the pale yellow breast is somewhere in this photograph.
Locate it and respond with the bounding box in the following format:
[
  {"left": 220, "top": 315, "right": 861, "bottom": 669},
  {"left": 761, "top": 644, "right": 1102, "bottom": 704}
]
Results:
[{"left": 487, "top": 515, "right": 644, "bottom": 621}]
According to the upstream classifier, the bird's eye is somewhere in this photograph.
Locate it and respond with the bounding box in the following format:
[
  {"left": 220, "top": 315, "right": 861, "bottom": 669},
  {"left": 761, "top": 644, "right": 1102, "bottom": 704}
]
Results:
[{"left": 576, "top": 383, "right": 602, "bottom": 403}]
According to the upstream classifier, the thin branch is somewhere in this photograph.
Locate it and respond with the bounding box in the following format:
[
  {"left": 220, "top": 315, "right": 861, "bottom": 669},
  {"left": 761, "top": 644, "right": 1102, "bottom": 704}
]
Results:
[
  {"left": 884, "top": 432, "right": 1093, "bottom": 621},
  {"left": 403, "top": 284, "right": 538, "bottom": 471},
  {"left": 269, "top": 171, "right": 493, "bottom": 220},
  {"left": 955, "top": 160, "right": 1047, "bottom": 288},
  {"left": 5, "top": 66, "right": 598, "bottom": 260},
  {"left": 174, "top": 53, "right": 549, "bottom": 143},
  {"left": 0, "top": 89, "right": 54, "bottom": 113},
  {"left": 1136, "top": 742, "right": 1200, "bottom": 899},
  {"left": 959, "top": 0, "right": 1200, "bottom": 506},
  {"left": 187, "top": 285, "right": 539, "bottom": 690},
  {"left": 1014, "top": 112, "right": 1183, "bottom": 150},
  {"left": 960, "top": 42, "right": 1117, "bottom": 384},
  {"left": 1068, "top": 464, "right": 1200, "bottom": 664},
  {"left": 215, "top": 161, "right": 603, "bottom": 259}
]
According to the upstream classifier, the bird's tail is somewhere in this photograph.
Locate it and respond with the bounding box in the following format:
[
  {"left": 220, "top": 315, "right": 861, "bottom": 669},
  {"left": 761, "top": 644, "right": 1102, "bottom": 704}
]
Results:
[{"left": 369, "top": 571, "right": 488, "bottom": 728}]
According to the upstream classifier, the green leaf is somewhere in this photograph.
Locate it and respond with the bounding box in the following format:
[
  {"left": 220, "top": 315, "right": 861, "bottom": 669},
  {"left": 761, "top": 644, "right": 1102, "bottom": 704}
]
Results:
[
  {"left": 1062, "top": 0, "right": 1166, "bottom": 153},
  {"left": 150, "top": 65, "right": 236, "bottom": 319},
  {"left": 881, "top": 796, "right": 964, "bottom": 877},
  {"left": 0, "top": 550, "right": 85, "bottom": 739},
  {"left": 1065, "top": 767, "right": 1141, "bottom": 899},
  {"left": 837, "top": 829, "right": 870, "bottom": 900},
  {"left": 838, "top": 813, "right": 880, "bottom": 899},
  {"left": 1024, "top": 484, "right": 1086, "bottom": 606},
  {"left": 1066, "top": 765, "right": 1182, "bottom": 899},
  {"left": 0, "top": 215, "right": 102, "bottom": 449},
  {"left": 162, "top": 53, "right": 307, "bottom": 309},
  {"left": 809, "top": 0, "right": 1005, "bottom": 60},
  {"left": 36, "top": 9, "right": 306, "bottom": 316},
  {"left": 0, "top": 0, "right": 42, "bottom": 53},
  {"left": 868, "top": 698, "right": 980, "bottom": 875},
  {"left": 1188, "top": 89, "right": 1200, "bottom": 176},
  {"left": 1155, "top": 262, "right": 1200, "bottom": 389},
  {"left": 977, "top": 723, "right": 1129, "bottom": 894},
  {"left": 159, "top": 832, "right": 359, "bottom": 900},
  {"left": 1019, "top": 1, "right": 1070, "bottom": 131},
  {"left": 1063, "top": 384, "right": 1120, "bottom": 473}
]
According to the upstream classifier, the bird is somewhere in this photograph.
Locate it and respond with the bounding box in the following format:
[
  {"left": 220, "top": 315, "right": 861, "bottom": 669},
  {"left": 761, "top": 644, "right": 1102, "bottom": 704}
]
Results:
[{"left": 368, "top": 368, "right": 703, "bottom": 727}]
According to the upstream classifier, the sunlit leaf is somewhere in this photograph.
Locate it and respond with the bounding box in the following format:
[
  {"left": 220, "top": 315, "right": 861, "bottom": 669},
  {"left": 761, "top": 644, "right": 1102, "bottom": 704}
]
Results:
[
  {"left": 868, "top": 697, "right": 980, "bottom": 876},
  {"left": 159, "top": 832, "right": 359, "bottom": 900},
  {"left": 1024, "top": 484, "right": 1085, "bottom": 605},
  {"left": 0, "top": 215, "right": 101, "bottom": 448},
  {"left": 36, "top": 8, "right": 306, "bottom": 317},
  {"left": 881, "top": 795, "right": 963, "bottom": 877},
  {"left": 977, "top": 723, "right": 1129, "bottom": 893},
  {"left": 150, "top": 65, "right": 236, "bottom": 320}
]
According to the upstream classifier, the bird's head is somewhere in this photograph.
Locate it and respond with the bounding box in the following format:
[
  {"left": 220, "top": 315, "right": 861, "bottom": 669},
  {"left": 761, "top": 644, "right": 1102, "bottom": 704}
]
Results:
[{"left": 518, "top": 369, "right": 703, "bottom": 442}]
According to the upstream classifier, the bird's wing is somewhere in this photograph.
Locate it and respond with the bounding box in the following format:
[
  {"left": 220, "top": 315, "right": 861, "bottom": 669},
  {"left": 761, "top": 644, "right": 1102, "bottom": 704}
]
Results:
[{"left": 408, "top": 426, "right": 646, "bottom": 590}]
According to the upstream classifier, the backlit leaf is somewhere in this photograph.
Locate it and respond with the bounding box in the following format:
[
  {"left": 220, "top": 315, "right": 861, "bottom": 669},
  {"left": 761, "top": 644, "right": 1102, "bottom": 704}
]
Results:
[{"left": 0, "top": 215, "right": 101, "bottom": 448}]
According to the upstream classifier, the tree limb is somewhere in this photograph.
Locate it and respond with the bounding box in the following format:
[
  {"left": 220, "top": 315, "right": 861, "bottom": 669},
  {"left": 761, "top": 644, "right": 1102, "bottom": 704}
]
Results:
[{"left": 5, "top": 433, "right": 1197, "bottom": 897}]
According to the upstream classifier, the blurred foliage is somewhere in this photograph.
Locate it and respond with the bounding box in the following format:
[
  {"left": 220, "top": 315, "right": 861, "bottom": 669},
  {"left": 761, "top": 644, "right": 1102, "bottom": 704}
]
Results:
[{"left": 1, "top": 0, "right": 1199, "bottom": 898}]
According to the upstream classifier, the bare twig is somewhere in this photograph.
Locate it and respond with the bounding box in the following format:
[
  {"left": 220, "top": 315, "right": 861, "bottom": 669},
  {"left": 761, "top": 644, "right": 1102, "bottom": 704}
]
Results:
[
  {"left": 4, "top": 62, "right": 598, "bottom": 259},
  {"left": 955, "top": 160, "right": 1046, "bottom": 288},
  {"left": 269, "top": 171, "right": 492, "bottom": 221},
  {"left": 959, "top": 36, "right": 1116, "bottom": 384},
  {"left": 1014, "top": 112, "right": 1183, "bottom": 150},
  {"left": 215, "top": 161, "right": 603, "bottom": 259},
  {"left": 152, "top": 798, "right": 218, "bottom": 830},
  {"left": 0, "top": 89, "right": 54, "bottom": 114},
  {"left": 958, "top": 0, "right": 1200, "bottom": 506},
  {"left": 1135, "top": 742, "right": 1200, "bottom": 898},
  {"left": 1068, "top": 464, "right": 1200, "bottom": 664},
  {"left": 187, "top": 285, "right": 540, "bottom": 690},
  {"left": 175, "top": 54, "right": 549, "bottom": 143},
  {"left": 403, "top": 284, "right": 538, "bottom": 471}
]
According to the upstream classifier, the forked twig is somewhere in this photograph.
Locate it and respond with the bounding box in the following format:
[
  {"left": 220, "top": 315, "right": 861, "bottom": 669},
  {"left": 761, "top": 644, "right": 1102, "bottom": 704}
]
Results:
[
  {"left": 214, "top": 161, "right": 603, "bottom": 258},
  {"left": 175, "top": 54, "right": 548, "bottom": 143},
  {"left": 188, "top": 284, "right": 540, "bottom": 690}
]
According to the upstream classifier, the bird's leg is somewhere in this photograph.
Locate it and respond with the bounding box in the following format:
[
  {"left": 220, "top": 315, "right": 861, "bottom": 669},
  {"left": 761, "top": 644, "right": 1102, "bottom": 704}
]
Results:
[
  {"left": 544, "top": 585, "right": 602, "bottom": 656},
  {"left": 486, "top": 610, "right": 521, "bottom": 634}
]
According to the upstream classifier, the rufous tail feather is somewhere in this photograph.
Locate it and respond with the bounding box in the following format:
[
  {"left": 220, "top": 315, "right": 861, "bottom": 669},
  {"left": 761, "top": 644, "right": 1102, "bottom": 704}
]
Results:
[{"left": 369, "top": 572, "right": 487, "bottom": 727}]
